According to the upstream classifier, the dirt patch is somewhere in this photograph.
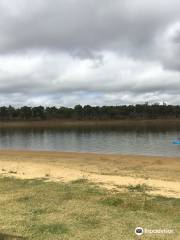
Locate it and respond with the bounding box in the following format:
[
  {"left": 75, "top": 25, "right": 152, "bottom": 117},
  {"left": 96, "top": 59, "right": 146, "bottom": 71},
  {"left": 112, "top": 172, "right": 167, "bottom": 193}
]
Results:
[{"left": 0, "top": 150, "right": 179, "bottom": 198}]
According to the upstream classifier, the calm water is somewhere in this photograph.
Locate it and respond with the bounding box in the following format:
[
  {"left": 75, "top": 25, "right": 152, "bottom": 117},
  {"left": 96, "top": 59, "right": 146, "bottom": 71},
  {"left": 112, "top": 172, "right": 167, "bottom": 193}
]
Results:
[{"left": 0, "top": 126, "right": 180, "bottom": 157}]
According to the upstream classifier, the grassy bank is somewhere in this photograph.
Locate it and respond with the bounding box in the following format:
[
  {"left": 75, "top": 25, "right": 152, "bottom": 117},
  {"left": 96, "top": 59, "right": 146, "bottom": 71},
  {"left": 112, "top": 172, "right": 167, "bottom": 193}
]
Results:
[
  {"left": 0, "top": 119, "right": 180, "bottom": 129},
  {"left": 0, "top": 150, "right": 179, "bottom": 198},
  {"left": 0, "top": 177, "right": 179, "bottom": 240}
]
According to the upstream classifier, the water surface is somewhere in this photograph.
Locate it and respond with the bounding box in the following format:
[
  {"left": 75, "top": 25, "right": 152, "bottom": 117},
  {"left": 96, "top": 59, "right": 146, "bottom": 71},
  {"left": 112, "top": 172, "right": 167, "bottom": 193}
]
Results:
[{"left": 0, "top": 126, "right": 180, "bottom": 157}]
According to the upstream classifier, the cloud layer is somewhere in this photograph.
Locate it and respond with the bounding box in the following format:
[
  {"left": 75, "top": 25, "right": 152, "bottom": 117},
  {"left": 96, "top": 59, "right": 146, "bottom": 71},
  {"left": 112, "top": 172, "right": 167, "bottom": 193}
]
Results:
[{"left": 0, "top": 0, "right": 180, "bottom": 106}]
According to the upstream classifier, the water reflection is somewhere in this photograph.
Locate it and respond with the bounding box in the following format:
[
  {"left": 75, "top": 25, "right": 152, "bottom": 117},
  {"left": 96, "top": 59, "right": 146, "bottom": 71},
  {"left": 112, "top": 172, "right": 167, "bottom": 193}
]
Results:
[{"left": 0, "top": 126, "right": 179, "bottom": 157}]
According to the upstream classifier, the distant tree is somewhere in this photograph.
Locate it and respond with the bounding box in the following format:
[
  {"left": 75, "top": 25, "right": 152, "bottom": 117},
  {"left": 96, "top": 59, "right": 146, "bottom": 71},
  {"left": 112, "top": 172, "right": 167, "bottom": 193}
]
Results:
[
  {"left": 0, "top": 107, "right": 9, "bottom": 120},
  {"left": 0, "top": 103, "right": 179, "bottom": 121},
  {"left": 20, "top": 106, "right": 32, "bottom": 120},
  {"left": 32, "top": 106, "right": 45, "bottom": 119},
  {"left": 74, "top": 105, "right": 83, "bottom": 119}
]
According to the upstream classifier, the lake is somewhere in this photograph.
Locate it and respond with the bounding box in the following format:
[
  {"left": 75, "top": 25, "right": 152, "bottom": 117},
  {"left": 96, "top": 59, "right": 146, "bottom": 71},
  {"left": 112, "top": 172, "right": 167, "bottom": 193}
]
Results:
[{"left": 0, "top": 126, "right": 180, "bottom": 157}]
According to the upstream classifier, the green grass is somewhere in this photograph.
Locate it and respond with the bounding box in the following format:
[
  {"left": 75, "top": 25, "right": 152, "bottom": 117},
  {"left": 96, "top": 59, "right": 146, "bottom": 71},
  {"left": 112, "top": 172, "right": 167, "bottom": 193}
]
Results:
[
  {"left": 32, "top": 223, "right": 69, "bottom": 234},
  {"left": 0, "top": 177, "right": 179, "bottom": 240},
  {"left": 127, "top": 183, "right": 153, "bottom": 192},
  {"left": 99, "top": 196, "right": 124, "bottom": 207}
]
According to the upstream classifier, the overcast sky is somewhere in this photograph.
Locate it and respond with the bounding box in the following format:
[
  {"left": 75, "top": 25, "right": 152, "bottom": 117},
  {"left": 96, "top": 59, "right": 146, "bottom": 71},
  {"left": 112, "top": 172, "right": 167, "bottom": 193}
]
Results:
[{"left": 0, "top": 0, "right": 180, "bottom": 106}]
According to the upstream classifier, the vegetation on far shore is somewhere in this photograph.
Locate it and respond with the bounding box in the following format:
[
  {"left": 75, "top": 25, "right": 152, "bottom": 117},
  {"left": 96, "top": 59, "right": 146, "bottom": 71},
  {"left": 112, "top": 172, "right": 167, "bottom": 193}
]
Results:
[
  {"left": 0, "top": 177, "right": 179, "bottom": 240},
  {"left": 1, "top": 103, "right": 180, "bottom": 121}
]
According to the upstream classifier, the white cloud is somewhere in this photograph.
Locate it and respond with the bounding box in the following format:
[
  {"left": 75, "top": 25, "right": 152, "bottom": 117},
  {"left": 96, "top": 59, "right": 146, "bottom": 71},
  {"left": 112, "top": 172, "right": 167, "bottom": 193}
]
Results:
[
  {"left": 0, "top": 51, "right": 179, "bottom": 106},
  {"left": 0, "top": 0, "right": 180, "bottom": 105}
]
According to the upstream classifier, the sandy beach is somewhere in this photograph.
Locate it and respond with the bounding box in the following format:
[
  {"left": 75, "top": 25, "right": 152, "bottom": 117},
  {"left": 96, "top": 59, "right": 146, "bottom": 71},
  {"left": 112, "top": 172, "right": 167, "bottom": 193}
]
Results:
[{"left": 0, "top": 150, "right": 179, "bottom": 198}]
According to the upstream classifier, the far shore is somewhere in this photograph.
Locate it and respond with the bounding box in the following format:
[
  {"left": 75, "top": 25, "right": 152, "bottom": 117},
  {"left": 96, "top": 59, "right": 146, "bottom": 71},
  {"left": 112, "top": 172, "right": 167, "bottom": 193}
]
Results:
[
  {"left": 0, "top": 150, "right": 179, "bottom": 198},
  {"left": 0, "top": 118, "right": 180, "bottom": 128}
]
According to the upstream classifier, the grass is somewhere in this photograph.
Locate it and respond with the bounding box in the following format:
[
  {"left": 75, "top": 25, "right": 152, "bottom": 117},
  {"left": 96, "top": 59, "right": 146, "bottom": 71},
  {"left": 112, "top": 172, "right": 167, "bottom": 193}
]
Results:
[
  {"left": 0, "top": 177, "right": 179, "bottom": 240},
  {"left": 44, "top": 173, "right": 50, "bottom": 178},
  {"left": 0, "top": 233, "right": 26, "bottom": 239},
  {"left": 32, "top": 223, "right": 69, "bottom": 234},
  {"left": 127, "top": 184, "right": 153, "bottom": 192},
  {"left": 1, "top": 118, "right": 180, "bottom": 130},
  {"left": 8, "top": 170, "right": 17, "bottom": 174},
  {"left": 100, "top": 196, "right": 124, "bottom": 207}
]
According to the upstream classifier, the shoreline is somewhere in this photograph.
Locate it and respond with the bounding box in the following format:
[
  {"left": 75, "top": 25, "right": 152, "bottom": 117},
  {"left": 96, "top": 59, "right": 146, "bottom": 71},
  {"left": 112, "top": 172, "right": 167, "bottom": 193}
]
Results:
[
  {"left": 0, "top": 118, "right": 180, "bottom": 128},
  {"left": 1, "top": 148, "right": 180, "bottom": 158},
  {"left": 0, "top": 150, "right": 179, "bottom": 198}
]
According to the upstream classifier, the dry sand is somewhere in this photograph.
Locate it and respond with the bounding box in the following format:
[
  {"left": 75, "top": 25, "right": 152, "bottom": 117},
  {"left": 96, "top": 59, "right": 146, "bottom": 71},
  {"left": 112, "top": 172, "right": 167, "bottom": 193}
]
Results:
[{"left": 0, "top": 150, "right": 179, "bottom": 198}]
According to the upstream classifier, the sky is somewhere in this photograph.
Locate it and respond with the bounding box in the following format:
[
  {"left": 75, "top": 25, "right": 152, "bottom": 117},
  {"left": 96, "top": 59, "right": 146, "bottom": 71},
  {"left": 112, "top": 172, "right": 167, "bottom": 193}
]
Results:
[{"left": 0, "top": 0, "right": 180, "bottom": 107}]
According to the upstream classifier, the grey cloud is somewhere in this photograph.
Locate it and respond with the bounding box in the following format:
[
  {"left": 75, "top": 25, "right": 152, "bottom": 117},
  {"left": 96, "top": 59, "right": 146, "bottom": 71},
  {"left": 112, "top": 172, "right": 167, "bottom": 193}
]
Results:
[
  {"left": 0, "top": 0, "right": 180, "bottom": 60},
  {"left": 0, "top": 52, "right": 180, "bottom": 106},
  {"left": 159, "top": 23, "right": 180, "bottom": 71},
  {"left": 0, "top": 1, "right": 180, "bottom": 106}
]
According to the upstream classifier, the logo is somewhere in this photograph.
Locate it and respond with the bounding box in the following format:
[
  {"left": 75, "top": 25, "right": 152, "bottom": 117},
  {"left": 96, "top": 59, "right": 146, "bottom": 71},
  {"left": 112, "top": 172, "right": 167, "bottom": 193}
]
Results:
[{"left": 135, "top": 227, "right": 144, "bottom": 236}]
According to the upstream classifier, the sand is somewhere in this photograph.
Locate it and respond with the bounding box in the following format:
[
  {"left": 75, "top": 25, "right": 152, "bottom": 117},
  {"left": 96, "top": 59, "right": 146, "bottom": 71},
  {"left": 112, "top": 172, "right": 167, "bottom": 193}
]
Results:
[{"left": 0, "top": 150, "right": 179, "bottom": 198}]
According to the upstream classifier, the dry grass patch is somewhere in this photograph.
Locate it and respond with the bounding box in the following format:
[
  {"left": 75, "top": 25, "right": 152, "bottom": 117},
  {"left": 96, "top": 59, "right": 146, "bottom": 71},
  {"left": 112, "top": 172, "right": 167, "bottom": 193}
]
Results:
[{"left": 0, "top": 177, "right": 179, "bottom": 240}]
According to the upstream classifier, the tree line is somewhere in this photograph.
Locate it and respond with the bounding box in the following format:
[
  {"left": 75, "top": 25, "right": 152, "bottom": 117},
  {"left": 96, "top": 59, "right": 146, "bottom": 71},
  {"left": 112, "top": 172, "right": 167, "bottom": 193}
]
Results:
[{"left": 0, "top": 103, "right": 180, "bottom": 121}]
